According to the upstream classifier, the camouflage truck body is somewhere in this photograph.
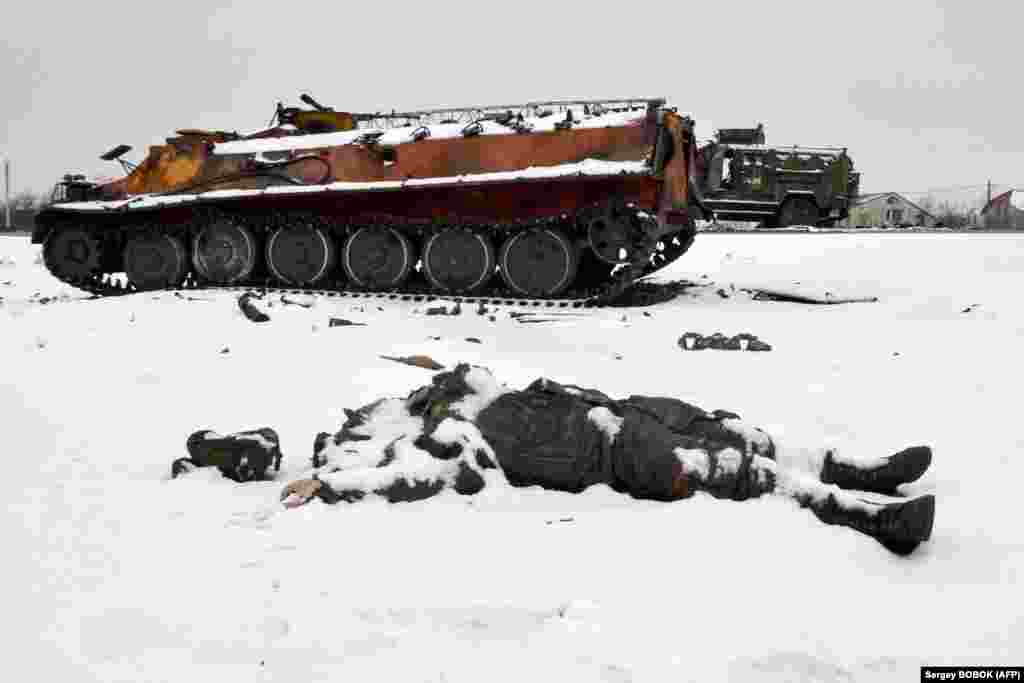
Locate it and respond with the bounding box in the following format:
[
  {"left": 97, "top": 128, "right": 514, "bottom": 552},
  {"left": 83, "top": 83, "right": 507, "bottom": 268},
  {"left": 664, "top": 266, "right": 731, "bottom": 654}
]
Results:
[{"left": 694, "top": 125, "right": 860, "bottom": 228}]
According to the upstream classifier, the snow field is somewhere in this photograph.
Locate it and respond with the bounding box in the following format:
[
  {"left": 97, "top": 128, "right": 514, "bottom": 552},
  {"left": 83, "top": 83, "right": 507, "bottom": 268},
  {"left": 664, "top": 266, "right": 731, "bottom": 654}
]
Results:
[{"left": 1, "top": 232, "right": 1022, "bottom": 682}]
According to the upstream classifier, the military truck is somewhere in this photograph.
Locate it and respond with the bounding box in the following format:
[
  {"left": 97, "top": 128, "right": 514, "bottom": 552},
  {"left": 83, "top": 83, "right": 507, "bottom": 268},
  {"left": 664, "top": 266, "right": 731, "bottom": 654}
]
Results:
[{"left": 694, "top": 124, "right": 860, "bottom": 228}]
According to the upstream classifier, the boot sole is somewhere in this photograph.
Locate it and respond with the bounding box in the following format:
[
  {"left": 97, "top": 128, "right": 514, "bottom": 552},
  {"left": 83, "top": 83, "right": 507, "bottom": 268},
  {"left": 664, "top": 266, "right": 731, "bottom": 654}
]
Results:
[{"left": 879, "top": 494, "right": 935, "bottom": 555}]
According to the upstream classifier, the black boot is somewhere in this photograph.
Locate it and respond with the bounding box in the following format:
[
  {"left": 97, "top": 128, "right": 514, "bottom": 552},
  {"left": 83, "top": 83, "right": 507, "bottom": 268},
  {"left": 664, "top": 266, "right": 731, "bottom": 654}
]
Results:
[
  {"left": 811, "top": 493, "right": 935, "bottom": 555},
  {"left": 821, "top": 446, "right": 932, "bottom": 494}
]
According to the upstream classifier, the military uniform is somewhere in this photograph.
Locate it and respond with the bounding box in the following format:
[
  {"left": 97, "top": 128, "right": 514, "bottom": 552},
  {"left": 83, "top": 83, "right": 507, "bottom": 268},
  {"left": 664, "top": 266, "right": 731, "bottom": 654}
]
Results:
[{"left": 278, "top": 364, "right": 935, "bottom": 555}]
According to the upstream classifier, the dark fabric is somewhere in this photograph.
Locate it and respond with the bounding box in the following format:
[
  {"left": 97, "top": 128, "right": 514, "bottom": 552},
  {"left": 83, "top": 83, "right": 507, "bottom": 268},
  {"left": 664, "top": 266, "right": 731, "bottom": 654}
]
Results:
[
  {"left": 607, "top": 404, "right": 705, "bottom": 501},
  {"left": 406, "top": 367, "right": 482, "bottom": 434},
  {"left": 185, "top": 428, "right": 282, "bottom": 482},
  {"left": 472, "top": 374, "right": 762, "bottom": 501},
  {"left": 326, "top": 470, "right": 479, "bottom": 503},
  {"left": 475, "top": 389, "right": 616, "bottom": 493},
  {"left": 315, "top": 364, "right": 777, "bottom": 504},
  {"left": 618, "top": 395, "right": 711, "bottom": 435},
  {"left": 473, "top": 373, "right": 774, "bottom": 502},
  {"left": 685, "top": 416, "right": 775, "bottom": 459},
  {"left": 171, "top": 457, "right": 197, "bottom": 479},
  {"left": 315, "top": 475, "right": 446, "bottom": 504},
  {"left": 315, "top": 428, "right": 487, "bottom": 504},
  {"left": 453, "top": 461, "right": 486, "bottom": 495}
]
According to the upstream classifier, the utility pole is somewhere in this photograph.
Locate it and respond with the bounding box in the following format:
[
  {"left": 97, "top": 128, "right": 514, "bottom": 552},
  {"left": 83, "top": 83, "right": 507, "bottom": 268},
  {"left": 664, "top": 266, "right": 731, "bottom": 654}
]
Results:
[
  {"left": 987, "top": 179, "right": 992, "bottom": 207},
  {"left": 4, "top": 159, "right": 10, "bottom": 230}
]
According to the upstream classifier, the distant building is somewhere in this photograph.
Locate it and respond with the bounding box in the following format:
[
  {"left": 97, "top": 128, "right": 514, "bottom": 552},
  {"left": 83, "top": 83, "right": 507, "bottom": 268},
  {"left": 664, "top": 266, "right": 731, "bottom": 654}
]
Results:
[
  {"left": 842, "top": 192, "right": 937, "bottom": 228},
  {"left": 980, "top": 190, "right": 1024, "bottom": 229}
]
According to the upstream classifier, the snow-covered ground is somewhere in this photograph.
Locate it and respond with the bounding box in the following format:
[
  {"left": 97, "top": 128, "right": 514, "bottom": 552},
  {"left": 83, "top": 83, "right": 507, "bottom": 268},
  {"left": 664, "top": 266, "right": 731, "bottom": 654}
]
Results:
[{"left": 2, "top": 232, "right": 1021, "bottom": 682}]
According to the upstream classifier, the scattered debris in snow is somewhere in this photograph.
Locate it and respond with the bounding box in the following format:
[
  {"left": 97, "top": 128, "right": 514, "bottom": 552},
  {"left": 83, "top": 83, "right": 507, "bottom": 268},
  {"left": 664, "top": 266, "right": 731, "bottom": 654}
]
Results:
[
  {"left": 281, "top": 294, "right": 315, "bottom": 309},
  {"left": 328, "top": 317, "right": 367, "bottom": 327},
  {"left": 238, "top": 293, "right": 270, "bottom": 323},
  {"left": 748, "top": 286, "right": 879, "bottom": 305},
  {"left": 424, "top": 301, "right": 462, "bottom": 316},
  {"left": 678, "top": 332, "right": 772, "bottom": 351},
  {"left": 380, "top": 354, "right": 445, "bottom": 370}
]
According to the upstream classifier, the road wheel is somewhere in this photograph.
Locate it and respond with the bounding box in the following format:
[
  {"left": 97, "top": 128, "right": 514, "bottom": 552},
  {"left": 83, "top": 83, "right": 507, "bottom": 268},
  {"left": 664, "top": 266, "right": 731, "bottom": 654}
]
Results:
[
  {"left": 341, "top": 226, "right": 414, "bottom": 289},
  {"left": 498, "top": 228, "right": 577, "bottom": 297},
  {"left": 192, "top": 219, "right": 257, "bottom": 284},
  {"left": 43, "top": 227, "right": 102, "bottom": 280},
  {"left": 124, "top": 233, "right": 188, "bottom": 290},
  {"left": 422, "top": 228, "right": 495, "bottom": 293},
  {"left": 584, "top": 203, "right": 643, "bottom": 264},
  {"left": 266, "top": 225, "right": 336, "bottom": 286},
  {"left": 777, "top": 196, "right": 819, "bottom": 228}
]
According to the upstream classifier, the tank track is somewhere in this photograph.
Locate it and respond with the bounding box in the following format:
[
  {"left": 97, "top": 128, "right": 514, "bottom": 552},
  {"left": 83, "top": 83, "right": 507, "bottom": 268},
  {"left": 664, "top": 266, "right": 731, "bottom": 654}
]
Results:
[{"left": 37, "top": 205, "right": 696, "bottom": 308}]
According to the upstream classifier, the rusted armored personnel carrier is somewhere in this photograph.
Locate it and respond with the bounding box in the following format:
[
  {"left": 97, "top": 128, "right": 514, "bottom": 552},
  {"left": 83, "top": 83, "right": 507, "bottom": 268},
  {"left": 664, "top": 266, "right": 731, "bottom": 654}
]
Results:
[
  {"left": 695, "top": 124, "right": 860, "bottom": 228},
  {"left": 33, "top": 95, "right": 701, "bottom": 303}
]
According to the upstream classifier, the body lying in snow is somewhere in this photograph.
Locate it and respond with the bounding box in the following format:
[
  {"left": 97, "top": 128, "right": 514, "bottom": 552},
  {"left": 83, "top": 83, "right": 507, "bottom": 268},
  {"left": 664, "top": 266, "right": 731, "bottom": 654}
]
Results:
[{"left": 277, "top": 363, "right": 935, "bottom": 555}]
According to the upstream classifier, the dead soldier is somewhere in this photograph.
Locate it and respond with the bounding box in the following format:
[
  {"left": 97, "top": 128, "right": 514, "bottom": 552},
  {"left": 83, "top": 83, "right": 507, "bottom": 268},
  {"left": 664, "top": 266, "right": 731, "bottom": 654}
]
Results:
[{"left": 280, "top": 363, "right": 935, "bottom": 555}]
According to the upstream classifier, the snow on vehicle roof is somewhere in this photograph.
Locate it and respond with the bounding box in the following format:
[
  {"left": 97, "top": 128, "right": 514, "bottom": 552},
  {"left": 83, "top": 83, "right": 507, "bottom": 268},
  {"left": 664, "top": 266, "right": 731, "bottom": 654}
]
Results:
[
  {"left": 720, "top": 144, "right": 844, "bottom": 157},
  {"left": 212, "top": 110, "right": 646, "bottom": 156},
  {"left": 50, "top": 158, "right": 650, "bottom": 213}
]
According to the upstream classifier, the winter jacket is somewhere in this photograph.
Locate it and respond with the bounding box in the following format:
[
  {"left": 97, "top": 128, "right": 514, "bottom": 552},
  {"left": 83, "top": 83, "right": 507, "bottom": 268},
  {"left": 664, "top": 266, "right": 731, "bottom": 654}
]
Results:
[{"left": 312, "top": 364, "right": 774, "bottom": 504}]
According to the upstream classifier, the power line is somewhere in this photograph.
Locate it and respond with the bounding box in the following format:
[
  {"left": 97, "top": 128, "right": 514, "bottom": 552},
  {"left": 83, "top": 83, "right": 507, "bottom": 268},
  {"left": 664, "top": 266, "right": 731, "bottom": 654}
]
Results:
[{"left": 866, "top": 184, "right": 1021, "bottom": 197}]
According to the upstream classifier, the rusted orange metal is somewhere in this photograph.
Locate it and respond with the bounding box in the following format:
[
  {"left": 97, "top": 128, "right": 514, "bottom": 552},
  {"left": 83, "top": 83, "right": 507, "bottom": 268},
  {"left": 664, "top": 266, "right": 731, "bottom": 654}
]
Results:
[
  {"left": 657, "top": 111, "right": 692, "bottom": 225},
  {"left": 317, "top": 123, "right": 654, "bottom": 182},
  {"left": 92, "top": 102, "right": 697, "bottom": 227},
  {"left": 289, "top": 110, "right": 357, "bottom": 133},
  {"left": 101, "top": 120, "right": 660, "bottom": 198}
]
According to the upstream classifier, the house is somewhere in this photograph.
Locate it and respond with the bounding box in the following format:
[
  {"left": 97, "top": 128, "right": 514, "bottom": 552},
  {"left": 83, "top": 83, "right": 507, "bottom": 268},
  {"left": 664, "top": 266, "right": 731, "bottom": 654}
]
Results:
[
  {"left": 980, "top": 190, "right": 1024, "bottom": 229},
  {"left": 841, "top": 192, "right": 937, "bottom": 228}
]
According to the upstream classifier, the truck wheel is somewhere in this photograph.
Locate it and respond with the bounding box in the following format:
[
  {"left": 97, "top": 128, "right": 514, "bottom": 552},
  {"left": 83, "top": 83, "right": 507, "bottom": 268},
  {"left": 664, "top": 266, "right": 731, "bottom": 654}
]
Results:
[
  {"left": 777, "top": 197, "right": 819, "bottom": 228},
  {"left": 422, "top": 228, "right": 495, "bottom": 293},
  {"left": 499, "top": 228, "right": 577, "bottom": 297},
  {"left": 341, "top": 226, "right": 414, "bottom": 290},
  {"left": 125, "top": 233, "right": 188, "bottom": 290}
]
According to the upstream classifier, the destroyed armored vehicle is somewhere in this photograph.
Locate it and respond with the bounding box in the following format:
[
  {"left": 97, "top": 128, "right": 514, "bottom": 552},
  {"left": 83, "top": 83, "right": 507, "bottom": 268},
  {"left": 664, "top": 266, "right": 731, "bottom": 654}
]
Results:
[
  {"left": 33, "top": 94, "right": 701, "bottom": 303},
  {"left": 695, "top": 124, "right": 860, "bottom": 228}
]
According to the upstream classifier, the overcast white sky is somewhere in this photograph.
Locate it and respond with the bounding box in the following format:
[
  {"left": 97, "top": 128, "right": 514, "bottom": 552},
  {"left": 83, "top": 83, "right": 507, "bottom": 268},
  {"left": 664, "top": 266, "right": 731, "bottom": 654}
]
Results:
[{"left": 2, "top": 0, "right": 1020, "bottom": 206}]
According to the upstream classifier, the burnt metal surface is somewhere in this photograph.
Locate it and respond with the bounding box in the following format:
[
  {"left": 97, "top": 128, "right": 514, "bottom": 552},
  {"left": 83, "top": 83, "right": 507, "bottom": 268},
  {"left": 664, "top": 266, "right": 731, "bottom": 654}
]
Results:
[
  {"left": 34, "top": 97, "right": 698, "bottom": 305},
  {"left": 83, "top": 97, "right": 672, "bottom": 202}
]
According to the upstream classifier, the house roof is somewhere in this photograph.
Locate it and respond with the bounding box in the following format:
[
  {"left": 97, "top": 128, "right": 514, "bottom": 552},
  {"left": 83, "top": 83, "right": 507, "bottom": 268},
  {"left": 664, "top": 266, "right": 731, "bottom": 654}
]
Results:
[
  {"left": 853, "top": 192, "right": 936, "bottom": 218},
  {"left": 981, "top": 189, "right": 1017, "bottom": 215}
]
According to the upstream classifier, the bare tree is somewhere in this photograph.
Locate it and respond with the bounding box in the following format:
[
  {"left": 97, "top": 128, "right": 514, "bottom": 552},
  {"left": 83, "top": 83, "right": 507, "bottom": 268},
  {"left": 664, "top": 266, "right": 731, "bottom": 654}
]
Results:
[{"left": 2, "top": 190, "right": 44, "bottom": 231}]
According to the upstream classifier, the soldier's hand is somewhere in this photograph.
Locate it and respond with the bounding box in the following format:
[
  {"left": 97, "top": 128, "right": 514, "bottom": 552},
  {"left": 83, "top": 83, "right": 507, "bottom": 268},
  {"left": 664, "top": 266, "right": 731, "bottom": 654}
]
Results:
[{"left": 280, "top": 478, "right": 323, "bottom": 508}]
